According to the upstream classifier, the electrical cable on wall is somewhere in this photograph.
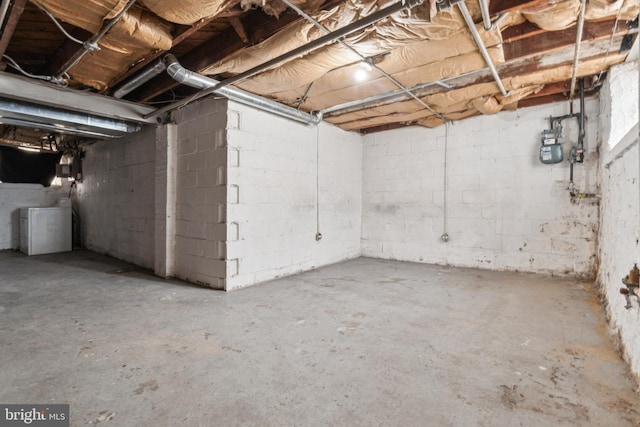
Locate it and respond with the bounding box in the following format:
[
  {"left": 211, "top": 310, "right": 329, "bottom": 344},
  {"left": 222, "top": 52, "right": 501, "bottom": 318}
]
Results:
[
  {"left": 441, "top": 121, "right": 449, "bottom": 243},
  {"left": 315, "top": 124, "right": 322, "bottom": 241}
]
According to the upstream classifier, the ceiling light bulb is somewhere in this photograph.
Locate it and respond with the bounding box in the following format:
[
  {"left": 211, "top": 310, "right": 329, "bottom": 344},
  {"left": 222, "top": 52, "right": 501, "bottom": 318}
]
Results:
[
  {"left": 355, "top": 69, "right": 368, "bottom": 82},
  {"left": 361, "top": 62, "right": 372, "bottom": 72}
]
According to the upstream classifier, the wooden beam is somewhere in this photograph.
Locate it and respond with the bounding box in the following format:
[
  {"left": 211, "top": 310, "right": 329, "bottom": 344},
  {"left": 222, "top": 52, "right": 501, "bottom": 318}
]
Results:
[
  {"left": 503, "top": 18, "right": 630, "bottom": 61},
  {"left": 501, "top": 21, "right": 545, "bottom": 44},
  {"left": 216, "top": 7, "right": 246, "bottom": 18},
  {"left": 518, "top": 92, "right": 577, "bottom": 108},
  {"left": 360, "top": 121, "right": 418, "bottom": 134},
  {"left": 0, "top": 0, "right": 28, "bottom": 59},
  {"left": 229, "top": 17, "right": 249, "bottom": 44},
  {"left": 46, "top": 28, "right": 92, "bottom": 77},
  {"left": 489, "top": 0, "right": 549, "bottom": 16}
]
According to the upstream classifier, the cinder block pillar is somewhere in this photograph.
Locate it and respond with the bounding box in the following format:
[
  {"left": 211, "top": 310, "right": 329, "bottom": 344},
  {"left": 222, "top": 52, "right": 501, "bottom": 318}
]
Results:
[{"left": 154, "top": 124, "right": 177, "bottom": 278}]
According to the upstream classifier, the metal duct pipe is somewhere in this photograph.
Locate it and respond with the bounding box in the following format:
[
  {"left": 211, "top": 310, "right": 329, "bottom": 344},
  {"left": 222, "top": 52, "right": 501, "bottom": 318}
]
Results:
[
  {"left": 569, "top": 0, "right": 587, "bottom": 99},
  {"left": 55, "top": 0, "right": 137, "bottom": 79},
  {"left": 457, "top": 2, "right": 508, "bottom": 97},
  {"left": 0, "top": 98, "right": 141, "bottom": 138},
  {"left": 149, "top": 0, "right": 424, "bottom": 118},
  {"left": 161, "top": 55, "right": 319, "bottom": 124},
  {"left": 478, "top": 0, "right": 492, "bottom": 30},
  {"left": 113, "top": 59, "right": 167, "bottom": 99}
]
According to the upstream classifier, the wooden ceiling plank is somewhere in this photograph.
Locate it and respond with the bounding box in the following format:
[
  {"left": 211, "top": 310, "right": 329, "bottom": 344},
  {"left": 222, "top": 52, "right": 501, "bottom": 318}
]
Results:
[
  {"left": 229, "top": 17, "right": 250, "bottom": 44},
  {"left": 489, "top": 0, "right": 549, "bottom": 16},
  {"left": 503, "top": 18, "right": 630, "bottom": 61},
  {"left": 46, "top": 28, "right": 92, "bottom": 77},
  {"left": 360, "top": 121, "right": 418, "bottom": 134},
  {"left": 0, "top": 0, "right": 28, "bottom": 59}
]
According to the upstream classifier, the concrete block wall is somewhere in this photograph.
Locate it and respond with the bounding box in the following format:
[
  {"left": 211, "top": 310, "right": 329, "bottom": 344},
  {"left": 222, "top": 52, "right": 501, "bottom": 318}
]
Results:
[
  {"left": 225, "top": 102, "right": 362, "bottom": 289},
  {"left": 597, "top": 60, "right": 640, "bottom": 375},
  {"left": 362, "top": 100, "right": 600, "bottom": 277},
  {"left": 0, "top": 183, "right": 71, "bottom": 250},
  {"left": 172, "top": 98, "right": 228, "bottom": 289},
  {"left": 77, "top": 126, "right": 156, "bottom": 269}
]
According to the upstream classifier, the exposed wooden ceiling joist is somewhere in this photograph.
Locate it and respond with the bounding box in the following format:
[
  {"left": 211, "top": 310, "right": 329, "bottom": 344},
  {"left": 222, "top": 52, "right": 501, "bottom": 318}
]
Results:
[{"left": 0, "top": 0, "right": 28, "bottom": 59}]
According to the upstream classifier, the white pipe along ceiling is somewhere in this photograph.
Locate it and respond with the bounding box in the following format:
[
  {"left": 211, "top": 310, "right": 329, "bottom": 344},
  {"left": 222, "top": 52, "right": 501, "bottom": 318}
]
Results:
[{"left": 0, "top": 0, "right": 635, "bottom": 146}]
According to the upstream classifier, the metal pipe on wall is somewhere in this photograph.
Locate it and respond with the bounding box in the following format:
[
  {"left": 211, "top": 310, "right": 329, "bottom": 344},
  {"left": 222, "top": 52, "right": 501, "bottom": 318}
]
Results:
[
  {"left": 162, "top": 55, "right": 320, "bottom": 124},
  {"left": 457, "top": 2, "right": 508, "bottom": 97}
]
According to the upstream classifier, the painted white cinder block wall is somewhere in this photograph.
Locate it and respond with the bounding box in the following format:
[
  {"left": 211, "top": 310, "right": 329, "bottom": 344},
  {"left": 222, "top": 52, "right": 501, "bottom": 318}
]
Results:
[
  {"left": 77, "top": 126, "right": 156, "bottom": 269},
  {"left": 225, "top": 101, "right": 362, "bottom": 289},
  {"left": 172, "top": 98, "right": 228, "bottom": 289},
  {"left": 597, "top": 60, "right": 640, "bottom": 375},
  {"left": 362, "top": 100, "right": 600, "bottom": 277},
  {"left": 0, "top": 183, "right": 71, "bottom": 250}
]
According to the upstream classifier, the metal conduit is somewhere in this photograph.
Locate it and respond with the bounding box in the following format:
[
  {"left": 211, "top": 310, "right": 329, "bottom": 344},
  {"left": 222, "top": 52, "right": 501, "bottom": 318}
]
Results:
[
  {"left": 162, "top": 55, "right": 320, "bottom": 124},
  {"left": 113, "top": 59, "right": 167, "bottom": 99},
  {"left": 323, "top": 67, "right": 485, "bottom": 117},
  {"left": 569, "top": 0, "right": 587, "bottom": 99},
  {"left": 55, "top": 0, "right": 138, "bottom": 80},
  {"left": 280, "top": 0, "right": 447, "bottom": 121},
  {"left": 457, "top": 2, "right": 508, "bottom": 97},
  {"left": 478, "top": 0, "right": 492, "bottom": 30},
  {"left": 146, "top": 0, "right": 423, "bottom": 120}
]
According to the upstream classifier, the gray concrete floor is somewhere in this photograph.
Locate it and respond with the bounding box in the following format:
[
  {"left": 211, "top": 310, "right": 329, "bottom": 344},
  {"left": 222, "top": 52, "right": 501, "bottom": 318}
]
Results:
[{"left": 1, "top": 250, "right": 639, "bottom": 426}]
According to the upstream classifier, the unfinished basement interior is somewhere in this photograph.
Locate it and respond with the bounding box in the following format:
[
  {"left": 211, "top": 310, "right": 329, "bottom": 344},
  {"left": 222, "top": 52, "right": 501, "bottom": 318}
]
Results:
[{"left": 0, "top": 0, "right": 639, "bottom": 424}]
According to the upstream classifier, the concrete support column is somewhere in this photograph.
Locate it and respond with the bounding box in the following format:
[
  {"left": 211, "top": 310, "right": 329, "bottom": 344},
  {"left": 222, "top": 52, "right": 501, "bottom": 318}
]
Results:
[{"left": 154, "top": 124, "right": 177, "bottom": 278}]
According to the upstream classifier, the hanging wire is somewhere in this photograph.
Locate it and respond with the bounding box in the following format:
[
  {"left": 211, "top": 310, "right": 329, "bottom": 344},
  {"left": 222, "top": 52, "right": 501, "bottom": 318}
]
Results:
[
  {"left": 35, "top": 3, "right": 85, "bottom": 45},
  {"left": 2, "top": 54, "right": 68, "bottom": 85},
  {"left": 315, "top": 124, "right": 322, "bottom": 241},
  {"left": 441, "top": 121, "right": 449, "bottom": 243}
]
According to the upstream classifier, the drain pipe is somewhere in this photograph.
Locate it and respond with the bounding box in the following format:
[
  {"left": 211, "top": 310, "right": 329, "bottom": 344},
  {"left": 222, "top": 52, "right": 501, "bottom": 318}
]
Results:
[
  {"left": 113, "top": 59, "right": 167, "bottom": 99},
  {"left": 146, "top": 0, "right": 425, "bottom": 119},
  {"left": 162, "top": 54, "right": 320, "bottom": 124},
  {"left": 569, "top": 0, "right": 587, "bottom": 99},
  {"left": 457, "top": 2, "right": 508, "bottom": 97},
  {"left": 54, "top": 0, "right": 137, "bottom": 80},
  {"left": 478, "top": 0, "right": 492, "bottom": 30}
]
